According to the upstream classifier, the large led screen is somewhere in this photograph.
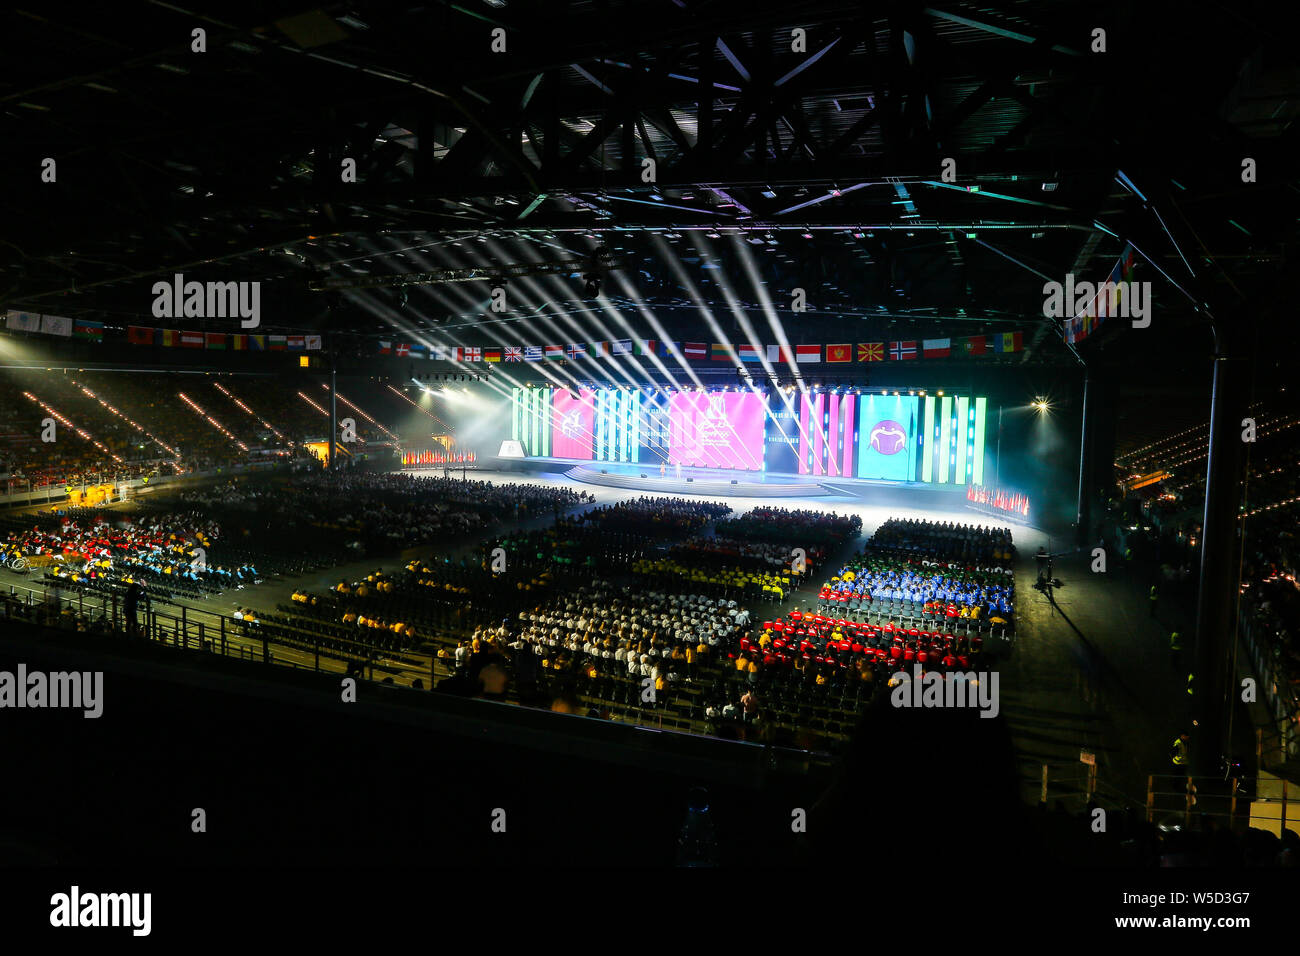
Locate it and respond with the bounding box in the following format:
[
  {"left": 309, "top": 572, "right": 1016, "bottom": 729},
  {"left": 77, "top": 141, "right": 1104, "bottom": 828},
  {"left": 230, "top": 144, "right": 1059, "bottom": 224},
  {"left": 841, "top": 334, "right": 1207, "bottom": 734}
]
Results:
[
  {"left": 857, "top": 394, "right": 919, "bottom": 481},
  {"left": 668, "top": 391, "right": 765, "bottom": 470},
  {"left": 549, "top": 388, "right": 596, "bottom": 460}
]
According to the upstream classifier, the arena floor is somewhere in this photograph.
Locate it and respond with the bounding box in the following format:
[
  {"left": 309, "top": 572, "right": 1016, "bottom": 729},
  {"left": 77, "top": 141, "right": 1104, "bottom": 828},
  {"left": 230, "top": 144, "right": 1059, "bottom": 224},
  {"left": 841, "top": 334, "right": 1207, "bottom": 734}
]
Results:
[{"left": 0, "top": 466, "right": 1206, "bottom": 811}]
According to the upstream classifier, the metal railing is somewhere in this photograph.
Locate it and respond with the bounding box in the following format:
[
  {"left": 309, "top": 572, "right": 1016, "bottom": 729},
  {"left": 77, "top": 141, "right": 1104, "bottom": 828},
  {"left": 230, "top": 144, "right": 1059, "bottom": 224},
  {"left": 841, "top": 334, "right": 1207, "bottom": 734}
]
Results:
[
  {"left": 0, "top": 578, "right": 436, "bottom": 689},
  {"left": 1144, "top": 774, "right": 1264, "bottom": 831},
  {"left": 1035, "top": 761, "right": 1146, "bottom": 814}
]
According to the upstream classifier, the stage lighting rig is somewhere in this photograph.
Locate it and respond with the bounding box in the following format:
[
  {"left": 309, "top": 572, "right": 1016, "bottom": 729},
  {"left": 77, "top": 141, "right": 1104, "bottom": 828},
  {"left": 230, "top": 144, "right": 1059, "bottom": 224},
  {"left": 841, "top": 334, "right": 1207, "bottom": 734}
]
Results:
[{"left": 308, "top": 246, "right": 623, "bottom": 292}]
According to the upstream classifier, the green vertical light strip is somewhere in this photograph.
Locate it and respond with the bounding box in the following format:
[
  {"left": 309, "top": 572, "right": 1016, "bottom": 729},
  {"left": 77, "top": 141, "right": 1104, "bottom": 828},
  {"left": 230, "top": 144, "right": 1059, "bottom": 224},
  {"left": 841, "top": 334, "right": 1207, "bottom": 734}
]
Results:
[
  {"left": 954, "top": 396, "right": 968, "bottom": 483},
  {"left": 595, "top": 390, "right": 605, "bottom": 460},
  {"left": 922, "top": 396, "right": 935, "bottom": 482},
  {"left": 939, "top": 395, "right": 953, "bottom": 483},
  {"left": 541, "top": 388, "right": 551, "bottom": 456},
  {"left": 511, "top": 387, "right": 519, "bottom": 441},
  {"left": 526, "top": 389, "right": 534, "bottom": 455},
  {"left": 533, "top": 388, "right": 542, "bottom": 457},
  {"left": 973, "top": 396, "right": 987, "bottom": 484}
]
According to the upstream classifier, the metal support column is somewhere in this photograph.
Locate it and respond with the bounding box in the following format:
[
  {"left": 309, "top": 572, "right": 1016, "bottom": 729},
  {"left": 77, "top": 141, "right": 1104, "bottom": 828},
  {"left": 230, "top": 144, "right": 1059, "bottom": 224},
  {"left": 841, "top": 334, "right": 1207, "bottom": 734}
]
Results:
[
  {"left": 328, "top": 363, "right": 338, "bottom": 471},
  {"left": 1191, "top": 341, "right": 1249, "bottom": 776},
  {"left": 1076, "top": 365, "right": 1091, "bottom": 546}
]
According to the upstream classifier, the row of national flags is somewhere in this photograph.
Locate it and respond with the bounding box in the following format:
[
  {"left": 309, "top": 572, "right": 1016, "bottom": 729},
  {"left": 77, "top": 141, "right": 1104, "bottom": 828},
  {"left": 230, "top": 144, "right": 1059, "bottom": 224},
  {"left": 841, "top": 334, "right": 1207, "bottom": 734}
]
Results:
[
  {"left": 3, "top": 312, "right": 323, "bottom": 351},
  {"left": 126, "top": 328, "right": 322, "bottom": 350},
  {"left": 379, "top": 333, "right": 1025, "bottom": 363},
  {"left": 4, "top": 311, "right": 105, "bottom": 340},
  {"left": 1064, "top": 245, "right": 1136, "bottom": 344}
]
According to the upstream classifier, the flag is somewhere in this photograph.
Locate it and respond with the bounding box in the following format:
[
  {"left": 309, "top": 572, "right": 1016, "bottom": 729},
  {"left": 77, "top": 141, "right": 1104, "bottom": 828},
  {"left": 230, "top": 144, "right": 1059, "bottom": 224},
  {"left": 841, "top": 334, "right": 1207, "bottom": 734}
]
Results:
[
  {"left": 204, "top": 332, "right": 226, "bottom": 350},
  {"left": 737, "top": 344, "right": 762, "bottom": 363},
  {"left": 249, "top": 335, "right": 266, "bottom": 351},
  {"left": 711, "top": 343, "right": 732, "bottom": 362},
  {"left": 825, "top": 344, "right": 852, "bottom": 363},
  {"left": 796, "top": 344, "right": 821, "bottom": 363},
  {"left": 504, "top": 346, "right": 523, "bottom": 362},
  {"left": 463, "top": 346, "right": 482, "bottom": 362},
  {"left": 567, "top": 343, "right": 589, "bottom": 359},
  {"left": 484, "top": 348, "right": 502, "bottom": 363},
  {"left": 661, "top": 341, "right": 681, "bottom": 358},
  {"left": 683, "top": 342, "right": 707, "bottom": 360},
  {"left": 73, "top": 319, "right": 104, "bottom": 341},
  {"left": 524, "top": 346, "right": 543, "bottom": 362},
  {"left": 4, "top": 310, "right": 41, "bottom": 333},
  {"left": 922, "top": 338, "right": 951, "bottom": 359},
  {"left": 40, "top": 314, "right": 72, "bottom": 337},
  {"left": 395, "top": 343, "right": 410, "bottom": 358},
  {"left": 231, "top": 334, "right": 248, "bottom": 350},
  {"left": 1119, "top": 245, "right": 1136, "bottom": 283},
  {"left": 857, "top": 342, "right": 885, "bottom": 362},
  {"left": 635, "top": 339, "right": 656, "bottom": 356},
  {"left": 889, "top": 340, "right": 917, "bottom": 360},
  {"left": 610, "top": 339, "right": 632, "bottom": 355},
  {"left": 268, "top": 335, "right": 287, "bottom": 351},
  {"left": 161, "top": 330, "right": 180, "bottom": 348},
  {"left": 378, "top": 341, "right": 392, "bottom": 355},
  {"left": 545, "top": 345, "right": 564, "bottom": 361},
  {"left": 286, "top": 335, "right": 306, "bottom": 350},
  {"left": 767, "top": 345, "right": 795, "bottom": 363},
  {"left": 429, "top": 345, "right": 448, "bottom": 360},
  {"left": 958, "top": 335, "right": 987, "bottom": 357},
  {"left": 180, "top": 331, "right": 205, "bottom": 349},
  {"left": 305, "top": 334, "right": 322, "bottom": 351},
  {"left": 408, "top": 344, "right": 427, "bottom": 359},
  {"left": 127, "top": 326, "right": 156, "bottom": 346},
  {"left": 994, "top": 331, "right": 1023, "bottom": 353}
]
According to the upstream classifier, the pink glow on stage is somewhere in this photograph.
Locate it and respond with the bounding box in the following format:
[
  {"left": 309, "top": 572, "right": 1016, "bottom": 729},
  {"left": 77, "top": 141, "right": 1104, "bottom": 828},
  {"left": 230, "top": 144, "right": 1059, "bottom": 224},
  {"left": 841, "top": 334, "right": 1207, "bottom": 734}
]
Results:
[
  {"left": 668, "top": 391, "right": 765, "bottom": 470},
  {"left": 550, "top": 388, "right": 596, "bottom": 460}
]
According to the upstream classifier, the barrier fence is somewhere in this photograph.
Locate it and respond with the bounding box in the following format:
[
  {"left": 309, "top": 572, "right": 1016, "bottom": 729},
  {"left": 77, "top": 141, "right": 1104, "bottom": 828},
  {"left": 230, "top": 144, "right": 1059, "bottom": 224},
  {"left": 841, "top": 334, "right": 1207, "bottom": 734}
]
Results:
[
  {"left": 0, "top": 579, "right": 431, "bottom": 687},
  {"left": 1239, "top": 602, "right": 1300, "bottom": 766}
]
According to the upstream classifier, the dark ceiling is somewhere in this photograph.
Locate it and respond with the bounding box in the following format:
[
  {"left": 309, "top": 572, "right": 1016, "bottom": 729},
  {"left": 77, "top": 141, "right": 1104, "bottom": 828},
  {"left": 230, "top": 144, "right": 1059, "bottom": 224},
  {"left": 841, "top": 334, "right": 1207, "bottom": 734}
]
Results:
[{"left": 2, "top": 0, "right": 1297, "bottom": 371}]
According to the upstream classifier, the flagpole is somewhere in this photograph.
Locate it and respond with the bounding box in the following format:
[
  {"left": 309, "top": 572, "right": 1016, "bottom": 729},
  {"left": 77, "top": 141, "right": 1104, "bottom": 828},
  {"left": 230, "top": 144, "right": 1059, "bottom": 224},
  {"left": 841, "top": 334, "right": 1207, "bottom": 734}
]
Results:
[{"left": 995, "top": 405, "right": 1003, "bottom": 488}]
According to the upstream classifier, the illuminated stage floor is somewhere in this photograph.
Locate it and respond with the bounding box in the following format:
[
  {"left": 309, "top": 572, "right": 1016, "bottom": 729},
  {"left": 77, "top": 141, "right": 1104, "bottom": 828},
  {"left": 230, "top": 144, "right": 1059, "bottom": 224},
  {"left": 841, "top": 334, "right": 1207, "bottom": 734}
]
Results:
[
  {"left": 507, "top": 456, "right": 980, "bottom": 498},
  {"left": 405, "top": 465, "right": 1050, "bottom": 550},
  {"left": 565, "top": 460, "right": 826, "bottom": 497}
]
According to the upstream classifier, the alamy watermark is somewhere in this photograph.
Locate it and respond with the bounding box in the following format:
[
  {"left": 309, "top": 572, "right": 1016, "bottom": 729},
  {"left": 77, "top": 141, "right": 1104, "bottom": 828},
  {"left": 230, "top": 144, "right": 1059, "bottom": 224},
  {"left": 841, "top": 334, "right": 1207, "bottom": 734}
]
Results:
[
  {"left": 50, "top": 886, "right": 150, "bottom": 936},
  {"left": 0, "top": 664, "right": 103, "bottom": 718},
  {"left": 1042, "top": 274, "right": 1151, "bottom": 329},
  {"left": 889, "top": 663, "right": 999, "bottom": 718},
  {"left": 151, "top": 272, "right": 260, "bottom": 328}
]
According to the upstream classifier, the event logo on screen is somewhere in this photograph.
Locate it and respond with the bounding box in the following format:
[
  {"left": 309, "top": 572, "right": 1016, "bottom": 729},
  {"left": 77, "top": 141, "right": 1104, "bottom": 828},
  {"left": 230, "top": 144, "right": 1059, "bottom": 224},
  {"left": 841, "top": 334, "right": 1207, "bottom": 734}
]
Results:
[
  {"left": 560, "top": 410, "right": 582, "bottom": 439},
  {"left": 550, "top": 388, "right": 595, "bottom": 460},
  {"left": 857, "top": 395, "right": 918, "bottom": 481},
  {"left": 869, "top": 420, "right": 907, "bottom": 455},
  {"left": 668, "top": 391, "right": 764, "bottom": 470}
]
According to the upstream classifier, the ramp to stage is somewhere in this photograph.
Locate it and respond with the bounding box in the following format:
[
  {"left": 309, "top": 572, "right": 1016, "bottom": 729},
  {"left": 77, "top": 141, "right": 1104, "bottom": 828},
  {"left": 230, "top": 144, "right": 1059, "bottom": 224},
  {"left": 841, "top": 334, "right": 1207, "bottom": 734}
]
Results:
[{"left": 564, "top": 463, "right": 827, "bottom": 498}]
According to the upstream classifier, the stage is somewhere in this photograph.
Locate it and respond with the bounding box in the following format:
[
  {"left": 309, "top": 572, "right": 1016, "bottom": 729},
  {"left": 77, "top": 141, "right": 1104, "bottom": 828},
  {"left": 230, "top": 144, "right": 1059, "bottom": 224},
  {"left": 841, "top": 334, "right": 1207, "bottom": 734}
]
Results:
[{"left": 494, "top": 455, "right": 979, "bottom": 504}]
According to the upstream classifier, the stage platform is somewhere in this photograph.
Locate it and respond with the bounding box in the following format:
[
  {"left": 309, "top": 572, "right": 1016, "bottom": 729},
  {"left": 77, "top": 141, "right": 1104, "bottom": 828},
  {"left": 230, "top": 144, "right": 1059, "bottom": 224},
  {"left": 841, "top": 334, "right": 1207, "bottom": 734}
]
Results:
[{"left": 493, "top": 456, "right": 974, "bottom": 502}]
